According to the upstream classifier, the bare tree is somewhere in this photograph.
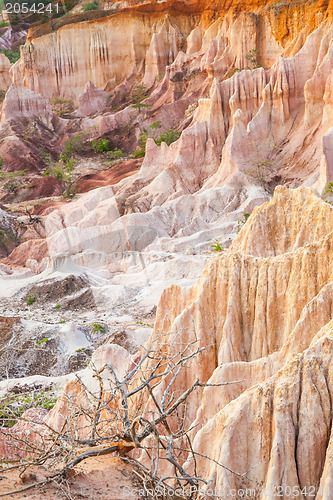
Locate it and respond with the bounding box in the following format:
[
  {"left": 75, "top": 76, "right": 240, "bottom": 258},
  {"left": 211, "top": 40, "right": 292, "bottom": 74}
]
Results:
[
  {"left": 0, "top": 329, "right": 248, "bottom": 499},
  {"left": 246, "top": 138, "right": 278, "bottom": 191}
]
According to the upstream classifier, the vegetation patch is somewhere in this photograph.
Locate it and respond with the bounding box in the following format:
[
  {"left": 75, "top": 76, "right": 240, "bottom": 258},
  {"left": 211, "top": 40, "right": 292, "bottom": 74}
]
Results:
[
  {"left": 50, "top": 96, "right": 75, "bottom": 116},
  {"left": 83, "top": 0, "right": 98, "bottom": 11},
  {"left": 130, "top": 84, "right": 151, "bottom": 113},
  {"left": 134, "top": 121, "right": 180, "bottom": 158},
  {"left": 210, "top": 239, "right": 224, "bottom": 252},
  {"left": 0, "top": 48, "right": 20, "bottom": 64},
  {"left": 0, "top": 389, "right": 58, "bottom": 428}
]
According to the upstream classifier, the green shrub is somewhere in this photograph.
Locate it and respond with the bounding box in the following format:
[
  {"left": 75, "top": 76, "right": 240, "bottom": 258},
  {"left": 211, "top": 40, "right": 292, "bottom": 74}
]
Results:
[
  {"left": 0, "top": 89, "right": 6, "bottom": 103},
  {"left": 92, "top": 138, "right": 110, "bottom": 153},
  {"left": 0, "top": 390, "right": 57, "bottom": 428},
  {"left": 53, "top": 166, "right": 65, "bottom": 180},
  {"left": 133, "top": 149, "right": 146, "bottom": 158},
  {"left": 130, "top": 84, "right": 151, "bottom": 112},
  {"left": 83, "top": 1, "right": 98, "bottom": 10},
  {"left": 103, "top": 160, "right": 116, "bottom": 168},
  {"left": 325, "top": 182, "right": 333, "bottom": 195},
  {"left": 60, "top": 130, "right": 95, "bottom": 160},
  {"left": 27, "top": 295, "right": 36, "bottom": 305},
  {"left": 35, "top": 338, "right": 49, "bottom": 347},
  {"left": 150, "top": 120, "right": 161, "bottom": 129},
  {"left": 90, "top": 323, "right": 106, "bottom": 334},
  {"left": 50, "top": 96, "right": 75, "bottom": 116},
  {"left": 210, "top": 239, "right": 224, "bottom": 252},
  {"left": 0, "top": 49, "right": 20, "bottom": 64},
  {"left": 106, "top": 148, "right": 123, "bottom": 160},
  {"left": 155, "top": 129, "right": 181, "bottom": 147},
  {"left": 237, "top": 212, "right": 250, "bottom": 233},
  {"left": 245, "top": 49, "right": 261, "bottom": 69},
  {"left": 134, "top": 123, "right": 180, "bottom": 158},
  {"left": 44, "top": 156, "right": 78, "bottom": 198}
]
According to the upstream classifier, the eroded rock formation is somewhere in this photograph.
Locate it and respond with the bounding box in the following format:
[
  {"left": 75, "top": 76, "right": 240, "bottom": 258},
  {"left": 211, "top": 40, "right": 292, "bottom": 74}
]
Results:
[
  {"left": 1, "top": 0, "right": 333, "bottom": 496},
  {"left": 3, "top": 187, "right": 333, "bottom": 498}
]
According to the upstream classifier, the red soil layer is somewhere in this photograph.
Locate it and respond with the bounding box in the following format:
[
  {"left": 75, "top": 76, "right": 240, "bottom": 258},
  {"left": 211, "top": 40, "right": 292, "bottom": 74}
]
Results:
[{"left": 77, "top": 158, "right": 142, "bottom": 193}]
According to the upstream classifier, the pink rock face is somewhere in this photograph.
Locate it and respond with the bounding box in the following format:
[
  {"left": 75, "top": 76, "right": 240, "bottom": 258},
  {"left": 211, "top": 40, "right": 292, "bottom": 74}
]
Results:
[
  {"left": 0, "top": 53, "right": 11, "bottom": 90},
  {"left": 0, "top": 135, "right": 45, "bottom": 172},
  {"left": 0, "top": 408, "right": 48, "bottom": 461},
  {"left": 0, "top": 26, "right": 28, "bottom": 51},
  {"left": 77, "top": 81, "right": 109, "bottom": 117},
  {"left": 148, "top": 186, "right": 333, "bottom": 493},
  {"left": 1, "top": 84, "right": 54, "bottom": 127}
]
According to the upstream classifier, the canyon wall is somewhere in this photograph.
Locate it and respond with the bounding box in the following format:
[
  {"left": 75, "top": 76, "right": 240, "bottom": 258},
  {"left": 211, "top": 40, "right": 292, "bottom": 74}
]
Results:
[
  {"left": 12, "top": 0, "right": 330, "bottom": 99},
  {"left": 1, "top": 1, "right": 333, "bottom": 497},
  {"left": 5, "top": 187, "right": 333, "bottom": 498},
  {"left": 146, "top": 186, "right": 333, "bottom": 497}
]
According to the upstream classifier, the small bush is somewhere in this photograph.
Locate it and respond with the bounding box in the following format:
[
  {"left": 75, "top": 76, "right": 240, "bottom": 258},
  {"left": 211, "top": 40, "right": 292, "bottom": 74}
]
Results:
[
  {"left": 325, "top": 182, "right": 333, "bottom": 195},
  {"left": 51, "top": 97, "right": 75, "bottom": 116},
  {"left": 106, "top": 148, "right": 123, "bottom": 160},
  {"left": 133, "top": 123, "right": 180, "bottom": 158},
  {"left": 44, "top": 155, "right": 78, "bottom": 198},
  {"left": 91, "top": 323, "right": 106, "bottom": 334},
  {"left": 155, "top": 129, "right": 181, "bottom": 147},
  {"left": 133, "top": 149, "right": 146, "bottom": 158},
  {"left": 92, "top": 138, "right": 110, "bottom": 153},
  {"left": 237, "top": 213, "right": 250, "bottom": 233},
  {"left": 35, "top": 338, "right": 49, "bottom": 347},
  {"left": 0, "top": 49, "right": 20, "bottom": 64},
  {"left": 245, "top": 48, "right": 261, "bottom": 70},
  {"left": 130, "top": 84, "right": 151, "bottom": 112},
  {"left": 0, "top": 89, "right": 6, "bottom": 103},
  {"left": 60, "top": 130, "right": 95, "bottom": 160},
  {"left": 27, "top": 295, "right": 36, "bottom": 305},
  {"left": 0, "top": 390, "right": 57, "bottom": 428},
  {"left": 53, "top": 166, "right": 65, "bottom": 180},
  {"left": 210, "top": 239, "right": 224, "bottom": 252},
  {"left": 150, "top": 121, "right": 161, "bottom": 129},
  {"left": 83, "top": 1, "right": 98, "bottom": 10}
]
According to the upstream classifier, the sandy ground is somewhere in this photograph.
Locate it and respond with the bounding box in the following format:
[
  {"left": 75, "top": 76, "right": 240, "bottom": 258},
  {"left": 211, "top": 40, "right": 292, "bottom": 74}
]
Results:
[{"left": 0, "top": 455, "right": 143, "bottom": 499}]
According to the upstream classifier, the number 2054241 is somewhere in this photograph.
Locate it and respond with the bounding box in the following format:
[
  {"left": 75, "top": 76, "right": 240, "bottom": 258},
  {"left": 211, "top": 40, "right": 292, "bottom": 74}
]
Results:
[{"left": 5, "top": 3, "right": 60, "bottom": 13}]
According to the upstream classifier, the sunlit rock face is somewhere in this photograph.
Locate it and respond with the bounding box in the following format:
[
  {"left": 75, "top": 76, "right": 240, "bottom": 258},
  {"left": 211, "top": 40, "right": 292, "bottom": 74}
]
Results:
[
  {"left": 144, "top": 187, "right": 333, "bottom": 495},
  {"left": 4, "top": 187, "right": 333, "bottom": 497},
  {"left": 0, "top": 54, "right": 12, "bottom": 90}
]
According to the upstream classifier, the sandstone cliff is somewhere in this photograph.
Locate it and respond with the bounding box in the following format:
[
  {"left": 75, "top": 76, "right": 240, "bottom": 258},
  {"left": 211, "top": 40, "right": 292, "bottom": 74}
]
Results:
[
  {"left": 3, "top": 187, "right": 332, "bottom": 498},
  {"left": 146, "top": 186, "right": 333, "bottom": 497},
  {"left": 1, "top": 0, "right": 333, "bottom": 497}
]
